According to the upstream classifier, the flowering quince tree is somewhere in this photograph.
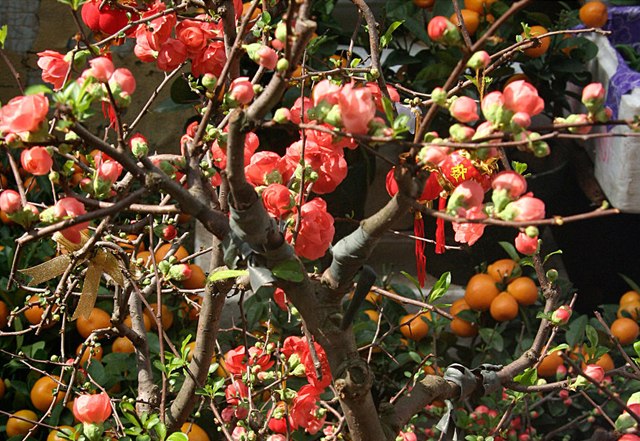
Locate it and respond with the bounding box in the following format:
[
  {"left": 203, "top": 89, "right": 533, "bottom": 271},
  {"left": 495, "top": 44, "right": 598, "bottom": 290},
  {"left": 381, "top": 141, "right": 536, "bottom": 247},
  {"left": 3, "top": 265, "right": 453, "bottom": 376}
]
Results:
[{"left": 1, "top": 0, "right": 640, "bottom": 440}]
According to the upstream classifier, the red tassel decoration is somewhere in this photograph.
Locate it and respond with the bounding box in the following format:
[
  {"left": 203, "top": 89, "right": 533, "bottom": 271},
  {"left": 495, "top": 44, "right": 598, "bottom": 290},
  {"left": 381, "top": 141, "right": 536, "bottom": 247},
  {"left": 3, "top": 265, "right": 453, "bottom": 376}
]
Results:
[
  {"left": 435, "top": 196, "right": 446, "bottom": 254},
  {"left": 102, "top": 102, "right": 117, "bottom": 128},
  {"left": 414, "top": 211, "right": 427, "bottom": 287}
]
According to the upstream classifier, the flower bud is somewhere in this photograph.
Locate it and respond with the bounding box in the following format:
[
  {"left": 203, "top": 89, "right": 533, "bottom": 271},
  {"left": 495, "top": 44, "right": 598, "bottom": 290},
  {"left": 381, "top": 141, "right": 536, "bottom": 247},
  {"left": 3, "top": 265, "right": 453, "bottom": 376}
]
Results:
[
  {"left": 581, "top": 82, "right": 605, "bottom": 111},
  {"left": 546, "top": 268, "right": 558, "bottom": 282},
  {"left": 273, "top": 108, "right": 291, "bottom": 124},
  {"left": 515, "top": 231, "right": 538, "bottom": 255},
  {"left": 276, "top": 58, "right": 289, "bottom": 72},
  {"left": 202, "top": 73, "right": 217, "bottom": 91},
  {"left": 168, "top": 263, "right": 192, "bottom": 281},
  {"left": 467, "top": 50, "right": 490, "bottom": 70},
  {"left": 551, "top": 305, "right": 572, "bottom": 325},
  {"left": 0, "top": 190, "right": 22, "bottom": 214},
  {"left": 431, "top": 87, "right": 448, "bottom": 106},
  {"left": 449, "top": 96, "right": 479, "bottom": 123},
  {"left": 129, "top": 133, "right": 149, "bottom": 158},
  {"left": 449, "top": 123, "right": 475, "bottom": 142}
]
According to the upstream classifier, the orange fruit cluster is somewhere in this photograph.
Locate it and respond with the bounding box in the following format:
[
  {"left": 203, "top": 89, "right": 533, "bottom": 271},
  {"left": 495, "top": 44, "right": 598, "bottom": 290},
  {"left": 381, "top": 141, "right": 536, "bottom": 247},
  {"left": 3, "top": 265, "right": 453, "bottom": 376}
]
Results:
[
  {"left": 611, "top": 290, "right": 640, "bottom": 345},
  {"left": 452, "top": 259, "right": 539, "bottom": 337}
]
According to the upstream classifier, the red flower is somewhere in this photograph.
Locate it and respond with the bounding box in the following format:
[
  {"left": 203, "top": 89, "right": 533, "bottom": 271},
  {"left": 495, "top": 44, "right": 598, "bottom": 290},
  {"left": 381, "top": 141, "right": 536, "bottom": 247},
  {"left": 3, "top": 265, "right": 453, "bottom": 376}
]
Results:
[
  {"left": 285, "top": 140, "right": 347, "bottom": 194},
  {"left": 87, "top": 57, "right": 115, "bottom": 83},
  {"left": 109, "top": 68, "right": 136, "bottom": 95},
  {"left": 225, "top": 379, "right": 248, "bottom": 406},
  {"left": 21, "top": 147, "right": 53, "bottom": 176},
  {"left": 134, "top": 29, "right": 159, "bottom": 62},
  {"left": 224, "top": 345, "right": 275, "bottom": 376},
  {"left": 503, "top": 80, "right": 544, "bottom": 117},
  {"left": 0, "top": 94, "right": 49, "bottom": 134},
  {"left": 37, "top": 50, "right": 70, "bottom": 90},
  {"left": 282, "top": 336, "right": 332, "bottom": 390},
  {"left": 81, "top": 0, "right": 129, "bottom": 35},
  {"left": 191, "top": 41, "right": 226, "bottom": 78},
  {"left": 72, "top": 392, "right": 112, "bottom": 424},
  {"left": 290, "top": 385, "right": 326, "bottom": 434},
  {"left": 245, "top": 151, "right": 291, "bottom": 186},
  {"left": 261, "top": 184, "right": 294, "bottom": 218},
  {"left": 157, "top": 39, "right": 188, "bottom": 71},
  {"left": 452, "top": 205, "right": 487, "bottom": 246},
  {"left": 285, "top": 198, "right": 335, "bottom": 261},
  {"left": 176, "top": 19, "right": 211, "bottom": 56}
]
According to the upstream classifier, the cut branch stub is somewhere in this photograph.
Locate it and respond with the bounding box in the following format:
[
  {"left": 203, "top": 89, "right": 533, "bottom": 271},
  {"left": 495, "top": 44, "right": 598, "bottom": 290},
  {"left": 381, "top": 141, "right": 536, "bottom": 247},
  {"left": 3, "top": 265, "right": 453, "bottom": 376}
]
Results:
[
  {"left": 393, "top": 161, "right": 429, "bottom": 201},
  {"left": 334, "top": 357, "right": 375, "bottom": 401}
]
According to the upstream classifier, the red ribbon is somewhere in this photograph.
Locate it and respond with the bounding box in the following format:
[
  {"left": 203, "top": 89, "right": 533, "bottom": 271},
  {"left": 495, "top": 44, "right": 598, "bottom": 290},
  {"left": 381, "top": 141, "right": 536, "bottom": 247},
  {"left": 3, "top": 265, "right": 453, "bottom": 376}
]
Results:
[
  {"left": 414, "top": 212, "right": 426, "bottom": 287},
  {"left": 435, "top": 196, "right": 446, "bottom": 254}
]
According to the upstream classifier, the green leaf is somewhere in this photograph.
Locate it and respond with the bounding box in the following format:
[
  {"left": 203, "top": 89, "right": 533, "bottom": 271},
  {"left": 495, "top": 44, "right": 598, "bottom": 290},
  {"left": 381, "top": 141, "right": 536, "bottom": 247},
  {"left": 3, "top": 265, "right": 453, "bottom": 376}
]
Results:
[
  {"left": 428, "top": 272, "right": 451, "bottom": 303},
  {"left": 208, "top": 269, "right": 248, "bottom": 282},
  {"left": 154, "top": 422, "right": 167, "bottom": 440},
  {"left": 167, "top": 433, "right": 189, "bottom": 441},
  {"left": 479, "top": 327, "right": 504, "bottom": 352},
  {"left": 381, "top": 96, "right": 395, "bottom": 124},
  {"left": 634, "top": 341, "right": 640, "bottom": 359},
  {"left": 24, "top": 84, "right": 53, "bottom": 96},
  {"left": 619, "top": 273, "right": 640, "bottom": 293},
  {"left": 585, "top": 324, "right": 599, "bottom": 348},
  {"left": 380, "top": 20, "right": 404, "bottom": 49},
  {"left": 549, "top": 343, "right": 570, "bottom": 353},
  {"left": 272, "top": 259, "right": 305, "bottom": 282},
  {"left": 511, "top": 161, "right": 528, "bottom": 175},
  {"left": 400, "top": 271, "right": 423, "bottom": 297},
  {"left": 498, "top": 241, "right": 521, "bottom": 262},
  {"left": 514, "top": 367, "right": 538, "bottom": 386},
  {"left": 0, "top": 25, "right": 7, "bottom": 49},
  {"left": 566, "top": 314, "right": 588, "bottom": 348},
  {"left": 543, "top": 249, "right": 563, "bottom": 264}
]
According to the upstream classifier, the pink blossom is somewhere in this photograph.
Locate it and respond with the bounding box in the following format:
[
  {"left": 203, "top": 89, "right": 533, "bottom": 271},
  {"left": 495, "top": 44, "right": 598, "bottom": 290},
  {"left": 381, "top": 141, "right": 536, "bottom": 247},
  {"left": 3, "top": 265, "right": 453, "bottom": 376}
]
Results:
[
  {"left": 452, "top": 205, "right": 487, "bottom": 246},
  {"left": 37, "top": 50, "right": 70, "bottom": 90},
  {"left": 231, "top": 426, "right": 246, "bottom": 441},
  {"left": 503, "top": 80, "right": 544, "bottom": 116},
  {"left": 98, "top": 161, "right": 122, "bottom": 183},
  {"left": 21, "top": 147, "right": 53, "bottom": 176},
  {"left": 338, "top": 83, "right": 376, "bottom": 134},
  {"left": 492, "top": 171, "right": 527, "bottom": 198},
  {"left": 511, "top": 111, "right": 531, "bottom": 128},
  {"left": 134, "top": 29, "right": 159, "bottom": 62},
  {"left": 290, "top": 97, "right": 313, "bottom": 124},
  {"left": 0, "top": 190, "right": 22, "bottom": 214},
  {"left": 481, "top": 91, "right": 505, "bottom": 123},
  {"left": 285, "top": 198, "right": 334, "bottom": 261},
  {"left": 503, "top": 195, "right": 545, "bottom": 221},
  {"left": 157, "top": 38, "right": 188, "bottom": 71},
  {"left": 129, "top": 133, "right": 148, "bottom": 157},
  {"left": 0, "top": 94, "right": 49, "bottom": 134},
  {"left": 88, "top": 57, "right": 115, "bottom": 83},
  {"left": 418, "top": 145, "right": 449, "bottom": 166},
  {"left": 447, "top": 180, "right": 484, "bottom": 214},
  {"left": 109, "top": 68, "right": 136, "bottom": 95},
  {"left": 582, "top": 82, "right": 605, "bottom": 104},
  {"left": 72, "top": 392, "right": 112, "bottom": 424},
  {"left": 515, "top": 232, "right": 538, "bottom": 255},
  {"left": 449, "top": 96, "right": 479, "bottom": 123},
  {"left": 54, "top": 197, "right": 89, "bottom": 243},
  {"left": 312, "top": 80, "right": 341, "bottom": 106},
  {"left": 399, "top": 431, "right": 418, "bottom": 441},
  {"left": 584, "top": 364, "right": 605, "bottom": 383},
  {"left": 256, "top": 45, "right": 278, "bottom": 69},
  {"left": 565, "top": 113, "right": 591, "bottom": 134},
  {"left": 266, "top": 435, "right": 287, "bottom": 441},
  {"left": 229, "top": 77, "right": 254, "bottom": 105}
]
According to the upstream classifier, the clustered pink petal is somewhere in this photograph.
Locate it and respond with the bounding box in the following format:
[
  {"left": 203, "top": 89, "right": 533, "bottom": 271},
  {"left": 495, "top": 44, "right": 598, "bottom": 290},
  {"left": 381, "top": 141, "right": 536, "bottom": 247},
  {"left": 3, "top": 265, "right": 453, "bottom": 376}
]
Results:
[
  {"left": 503, "top": 80, "right": 544, "bottom": 116},
  {"left": 21, "top": 147, "right": 53, "bottom": 176}
]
